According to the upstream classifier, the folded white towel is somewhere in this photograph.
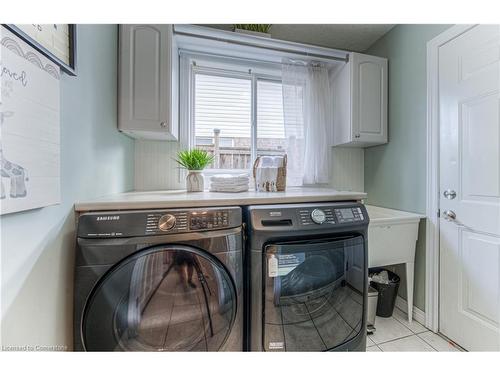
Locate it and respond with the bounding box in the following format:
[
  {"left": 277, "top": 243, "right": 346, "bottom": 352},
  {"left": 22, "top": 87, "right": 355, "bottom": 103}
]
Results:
[
  {"left": 209, "top": 184, "right": 249, "bottom": 193},
  {"left": 210, "top": 181, "right": 250, "bottom": 188},
  {"left": 210, "top": 173, "right": 250, "bottom": 184},
  {"left": 210, "top": 182, "right": 249, "bottom": 189},
  {"left": 210, "top": 181, "right": 250, "bottom": 189},
  {"left": 211, "top": 181, "right": 249, "bottom": 189}
]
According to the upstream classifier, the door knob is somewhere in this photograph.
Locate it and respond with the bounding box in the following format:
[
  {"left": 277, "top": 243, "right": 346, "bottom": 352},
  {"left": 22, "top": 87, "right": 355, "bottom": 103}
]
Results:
[
  {"left": 443, "top": 210, "right": 456, "bottom": 221},
  {"left": 443, "top": 189, "right": 457, "bottom": 200}
]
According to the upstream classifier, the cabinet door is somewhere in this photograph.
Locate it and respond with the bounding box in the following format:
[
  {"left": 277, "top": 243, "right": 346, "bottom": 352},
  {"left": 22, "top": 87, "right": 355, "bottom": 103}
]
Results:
[
  {"left": 119, "top": 24, "right": 177, "bottom": 140},
  {"left": 351, "top": 53, "right": 388, "bottom": 145},
  {"left": 331, "top": 63, "right": 352, "bottom": 146}
]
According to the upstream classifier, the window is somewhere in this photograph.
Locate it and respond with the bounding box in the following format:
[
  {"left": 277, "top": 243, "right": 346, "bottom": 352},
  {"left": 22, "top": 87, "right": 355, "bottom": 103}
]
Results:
[
  {"left": 191, "top": 60, "right": 286, "bottom": 172},
  {"left": 256, "top": 80, "right": 286, "bottom": 156},
  {"left": 194, "top": 73, "right": 252, "bottom": 170}
]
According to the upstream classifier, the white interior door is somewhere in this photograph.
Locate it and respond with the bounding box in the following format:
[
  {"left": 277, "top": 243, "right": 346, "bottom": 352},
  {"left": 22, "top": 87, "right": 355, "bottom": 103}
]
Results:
[{"left": 439, "top": 25, "right": 500, "bottom": 351}]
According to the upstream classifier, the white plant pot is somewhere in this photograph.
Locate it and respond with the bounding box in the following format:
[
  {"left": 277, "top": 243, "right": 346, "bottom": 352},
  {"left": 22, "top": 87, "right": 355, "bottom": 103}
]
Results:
[{"left": 186, "top": 170, "right": 204, "bottom": 192}]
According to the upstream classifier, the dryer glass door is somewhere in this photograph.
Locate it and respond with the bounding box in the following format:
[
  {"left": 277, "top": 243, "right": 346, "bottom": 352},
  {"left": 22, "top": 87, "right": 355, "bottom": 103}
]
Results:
[
  {"left": 82, "top": 245, "right": 237, "bottom": 351},
  {"left": 263, "top": 235, "right": 365, "bottom": 351}
]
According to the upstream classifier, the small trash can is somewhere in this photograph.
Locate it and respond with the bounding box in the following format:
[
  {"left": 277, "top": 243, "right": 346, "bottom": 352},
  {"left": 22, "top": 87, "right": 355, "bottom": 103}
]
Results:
[
  {"left": 366, "top": 286, "right": 378, "bottom": 334},
  {"left": 369, "top": 268, "right": 400, "bottom": 318}
]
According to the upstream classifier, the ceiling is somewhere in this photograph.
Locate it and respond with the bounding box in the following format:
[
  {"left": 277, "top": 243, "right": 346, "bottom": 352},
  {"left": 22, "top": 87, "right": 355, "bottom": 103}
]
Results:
[{"left": 201, "top": 24, "right": 395, "bottom": 52}]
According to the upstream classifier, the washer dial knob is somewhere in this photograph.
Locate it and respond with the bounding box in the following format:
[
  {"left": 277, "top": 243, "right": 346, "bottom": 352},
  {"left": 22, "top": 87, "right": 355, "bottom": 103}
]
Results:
[
  {"left": 311, "top": 209, "right": 326, "bottom": 224},
  {"left": 158, "top": 214, "right": 176, "bottom": 231}
]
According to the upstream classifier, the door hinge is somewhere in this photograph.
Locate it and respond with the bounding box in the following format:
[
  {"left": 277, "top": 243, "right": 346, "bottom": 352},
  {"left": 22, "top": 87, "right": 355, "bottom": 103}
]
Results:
[{"left": 437, "top": 209, "right": 440, "bottom": 218}]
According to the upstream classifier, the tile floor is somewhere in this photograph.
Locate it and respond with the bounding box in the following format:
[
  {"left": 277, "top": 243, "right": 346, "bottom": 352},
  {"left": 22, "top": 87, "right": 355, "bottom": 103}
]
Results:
[{"left": 366, "top": 307, "right": 464, "bottom": 352}]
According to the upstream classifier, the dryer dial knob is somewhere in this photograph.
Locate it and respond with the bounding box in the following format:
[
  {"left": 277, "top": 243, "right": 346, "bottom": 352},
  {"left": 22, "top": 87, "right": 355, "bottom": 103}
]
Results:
[
  {"left": 311, "top": 209, "right": 326, "bottom": 224},
  {"left": 158, "top": 214, "right": 176, "bottom": 231}
]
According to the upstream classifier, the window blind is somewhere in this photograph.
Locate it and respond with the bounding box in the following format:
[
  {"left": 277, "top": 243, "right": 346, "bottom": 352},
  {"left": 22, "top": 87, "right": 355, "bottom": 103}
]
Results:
[
  {"left": 257, "top": 80, "right": 285, "bottom": 139},
  {"left": 194, "top": 73, "right": 287, "bottom": 140},
  {"left": 194, "top": 73, "right": 252, "bottom": 138}
]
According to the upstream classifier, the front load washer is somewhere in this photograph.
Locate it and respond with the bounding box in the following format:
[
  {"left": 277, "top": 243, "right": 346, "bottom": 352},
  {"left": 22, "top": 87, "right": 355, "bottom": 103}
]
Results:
[
  {"left": 245, "top": 202, "right": 369, "bottom": 352},
  {"left": 74, "top": 206, "right": 243, "bottom": 351}
]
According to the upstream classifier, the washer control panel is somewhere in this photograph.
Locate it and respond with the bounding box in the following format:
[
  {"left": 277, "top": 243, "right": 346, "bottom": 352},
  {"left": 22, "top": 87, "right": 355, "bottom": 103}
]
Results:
[
  {"left": 77, "top": 207, "right": 242, "bottom": 238},
  {"left": 334, "top": 207, "right": 365, "bottom": 223},
  {"left": 146, "top": 211, "right": 187, "bottom": 234},
  {"left": 189, "top": 210, "right": 230, "bottom": 230}
]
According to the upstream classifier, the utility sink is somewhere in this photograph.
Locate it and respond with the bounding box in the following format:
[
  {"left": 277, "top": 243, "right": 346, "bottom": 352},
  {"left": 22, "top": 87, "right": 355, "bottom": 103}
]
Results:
[
  {"left": 365, "top": 205, "right": 425, "bottom": 322},
  {"left": 366, "top": 205, "right": 425, "bottom": 267}
]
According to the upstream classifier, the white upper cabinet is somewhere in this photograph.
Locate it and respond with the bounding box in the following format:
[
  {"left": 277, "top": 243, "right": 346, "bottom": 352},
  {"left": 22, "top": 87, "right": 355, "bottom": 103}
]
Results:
[
  {"left": 331, "top": 52, "right": 388, "bottom": 147},
  {"left": 118, "top": 24, "right": 178, "bottom": 141}
]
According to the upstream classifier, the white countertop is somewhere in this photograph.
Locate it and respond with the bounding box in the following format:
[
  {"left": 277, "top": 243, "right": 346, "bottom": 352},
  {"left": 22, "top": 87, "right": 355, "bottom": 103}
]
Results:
[{"left": 74, "top": 187, "right": 367, "bottom": 212}]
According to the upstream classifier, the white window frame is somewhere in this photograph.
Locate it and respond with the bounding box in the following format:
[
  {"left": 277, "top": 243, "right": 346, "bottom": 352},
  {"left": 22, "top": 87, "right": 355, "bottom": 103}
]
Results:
[{"left": 179, "top": 52, "right": 283, "bottom": 177}]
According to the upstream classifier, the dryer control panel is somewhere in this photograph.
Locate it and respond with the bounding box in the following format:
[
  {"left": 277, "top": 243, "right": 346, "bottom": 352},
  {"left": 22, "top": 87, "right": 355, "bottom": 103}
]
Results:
[
  {"left": 248, "top": 202, "right": 369, "bottom": 233},
  {"left": 297, "top": 206, "right": 365, "bottom": 226}
]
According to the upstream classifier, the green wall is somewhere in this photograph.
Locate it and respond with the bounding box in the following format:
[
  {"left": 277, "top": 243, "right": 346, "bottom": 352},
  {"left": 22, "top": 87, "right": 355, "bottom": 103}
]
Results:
[
  {"left": 1, "top": 25, "right": 134, "bottom": 348},
  {"left": 364, "top": 25, "right": 451, "bottom": 311}
]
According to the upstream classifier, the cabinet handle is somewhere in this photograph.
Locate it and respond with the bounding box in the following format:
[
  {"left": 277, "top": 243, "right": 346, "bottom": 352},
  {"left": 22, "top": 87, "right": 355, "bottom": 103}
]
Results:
[
  {"left": 355, "top": 134, "right": 361, "bottom": 138},
  {"left": 161, "top": 122, "right": 173, "bottom": 133}
]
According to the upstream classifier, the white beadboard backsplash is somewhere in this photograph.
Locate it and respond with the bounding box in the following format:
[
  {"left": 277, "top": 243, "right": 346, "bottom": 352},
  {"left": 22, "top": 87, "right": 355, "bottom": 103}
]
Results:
[
  {"left": 135, "top": 140, "right": 364, "bottom": 193},
  {"left": 135, "top": 140, "right": 183, "bottom": 190},
  {"left": 330, "top": 147, "right": 364, "bottom": 192}
]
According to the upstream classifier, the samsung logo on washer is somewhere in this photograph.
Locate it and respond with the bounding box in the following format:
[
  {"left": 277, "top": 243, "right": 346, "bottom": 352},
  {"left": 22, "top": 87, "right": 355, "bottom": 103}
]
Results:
[{"left": 96, "top": 215, "right": 120, "bottom": 221}]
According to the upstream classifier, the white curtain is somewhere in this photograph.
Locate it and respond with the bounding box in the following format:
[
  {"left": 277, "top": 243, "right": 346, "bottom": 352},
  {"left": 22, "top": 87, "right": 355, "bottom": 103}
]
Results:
[
  {"left": 282, "top": 61, "right": 306, "bottom": 186},
  {"left": 282, "top": 59, "right": 332, "bottom": 185}
]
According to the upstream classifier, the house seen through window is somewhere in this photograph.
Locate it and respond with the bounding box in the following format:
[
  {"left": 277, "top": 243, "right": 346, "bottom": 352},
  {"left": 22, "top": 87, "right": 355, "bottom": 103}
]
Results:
[{"left": 193, "top": 71, "right": 286, "bottom": 171}]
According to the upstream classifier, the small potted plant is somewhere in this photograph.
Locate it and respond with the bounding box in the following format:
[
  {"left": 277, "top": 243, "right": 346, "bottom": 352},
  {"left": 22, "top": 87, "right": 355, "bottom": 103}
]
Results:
[
  {"left": 233, "top": 24, "right": 272, "bottom": 38},
  {"left": 175, "top": 149, "right": 214, "bottom": 192}
]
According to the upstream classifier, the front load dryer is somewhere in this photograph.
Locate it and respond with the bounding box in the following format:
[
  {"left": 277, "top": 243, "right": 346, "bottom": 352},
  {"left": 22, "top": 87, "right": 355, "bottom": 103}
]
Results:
[{"left": 245, "top": 202, "right": 369, "bottom": 352}]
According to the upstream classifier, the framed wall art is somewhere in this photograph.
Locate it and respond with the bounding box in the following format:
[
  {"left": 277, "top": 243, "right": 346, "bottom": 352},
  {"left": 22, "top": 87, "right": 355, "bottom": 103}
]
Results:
[
  {"left": 1, "top": 26, "right": 61, "bottom": 215},
  {"left": 3, "top": 24, "right": 77, "bottom": 76}
]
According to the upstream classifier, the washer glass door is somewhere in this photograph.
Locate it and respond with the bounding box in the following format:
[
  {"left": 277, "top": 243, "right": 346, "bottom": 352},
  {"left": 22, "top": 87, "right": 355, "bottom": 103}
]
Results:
[
  {"left": 82, "top": 245, "right": 236, "bottom": 351},
  {"left": 263, "top": 235, "right": 365, "bottom": 351}
]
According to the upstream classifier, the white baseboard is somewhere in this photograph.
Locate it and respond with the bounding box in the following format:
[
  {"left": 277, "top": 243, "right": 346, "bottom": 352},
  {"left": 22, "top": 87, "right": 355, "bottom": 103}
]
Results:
[{"left": 395, "top": 296, "right": 427, "bottom": 326}]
